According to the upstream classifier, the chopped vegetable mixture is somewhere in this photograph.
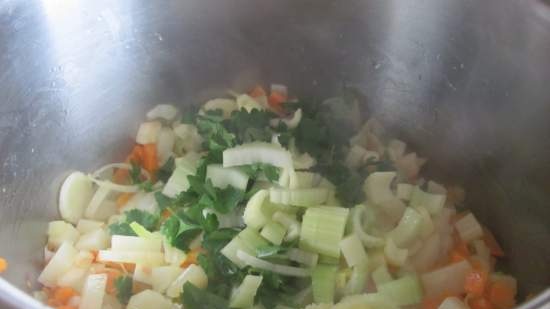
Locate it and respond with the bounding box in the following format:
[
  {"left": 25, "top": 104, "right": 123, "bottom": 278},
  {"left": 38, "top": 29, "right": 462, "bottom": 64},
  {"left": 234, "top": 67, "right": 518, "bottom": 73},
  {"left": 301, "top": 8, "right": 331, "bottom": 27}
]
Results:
[{"left": 35, "top": 85, "right": 517, "bottom": 309}]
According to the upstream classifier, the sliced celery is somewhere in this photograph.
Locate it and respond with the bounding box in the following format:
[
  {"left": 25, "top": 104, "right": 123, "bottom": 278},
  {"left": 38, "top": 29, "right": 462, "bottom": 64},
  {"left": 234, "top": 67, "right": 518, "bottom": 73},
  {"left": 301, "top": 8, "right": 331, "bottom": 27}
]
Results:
[
  {"left": 289, "top": 171, "right": 321, "bottom": 189},
  {"left": 269, "top": 188, "right": 329, "bottom": 207},
  {"left": 272, "top": 211, "right": 301, "bottom": 242},
  {"left": 312, "top": 265, "right": 338, "bottom": 304},
  {"left": 230, "top": 275, "right": 263, "bottom": 308},
  {"left": 378, "top": 275, "right": 423, "bottom": 306},
  {"left": 162, "top": 166, "right": 193, "bottom": 198},
  {"left": 223, "top": 142, "right": 293, "bottom": 169},
  {"left": 236, "top": 250, "right": 310, "bottom": 277},
  {"left": 300, "top": 207, "right": 349, "bottom": 258},
  {"left": 243, "top": 190, "right": 276, "bottom": 230},
  {"left": 339, "top": 234, "right": 368, "bottom": 267},
  {"left": 221, "top": 228, "right": 269, "bottom": 268},
  {"left": 287, "top": 249, "right": 319, "bottom": 267},
  {"left": 318, "top": 255, "right": 340, "bottom": 265},
  {"left": 388, "top": 207, "right": 422, "bottom": 247},
  {"left": 206, "top": 164, "right": 249, "bottom": 190},
  {"left": 260, "top": 221, "right": 287, "bottom": 245}
]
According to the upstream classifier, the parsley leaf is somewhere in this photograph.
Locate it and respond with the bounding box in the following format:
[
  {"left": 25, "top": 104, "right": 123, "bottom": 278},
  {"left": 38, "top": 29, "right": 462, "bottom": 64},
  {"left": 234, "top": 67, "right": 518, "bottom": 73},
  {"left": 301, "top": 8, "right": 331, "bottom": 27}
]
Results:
[
  {"left": 114, "top": 276, "right": 133, "bottom": 305},
  {"left": 156, "top": 157, "right": 175, "bottom": 183},
  {"left": 240, "top": 163, "right": 280, "bottom": 183},
  {"left": 182, "top": 282, "right": 229, "bottom": 309},
  {"left": 161, "top": 213, "right": 204, "bottom": 252},
  {"left": 108, "top": 209, "right": 160, "bottom": 236}
]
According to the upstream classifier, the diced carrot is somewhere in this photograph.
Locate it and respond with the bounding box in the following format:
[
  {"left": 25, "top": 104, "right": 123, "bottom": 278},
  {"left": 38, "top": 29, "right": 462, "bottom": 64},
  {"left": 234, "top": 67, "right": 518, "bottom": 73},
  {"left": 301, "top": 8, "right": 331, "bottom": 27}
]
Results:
[
  {"left": 0, "top": 257, "right": 7, "bottom": 273},
  {"left": 53, "top": 287, "right": 78, "bottom": 306},
  {"left": 249, "top": 85, "right": 267, "bottom": 98},
  {"left": 469, "top": 296, "right": 494, "bottom": 309},
  {"left": 181, "top": 247, "right": 204, "bottom": 269},
  {"left": 162, "top": 209, "right": 172, "bottom": 220},
  {"left": 487, "top": 277, "right": 516, "bottom": 309},
  {"left": 56, "top": 306, "right": 76, "bottom": 309},
  {"left": 113, "top": 145, "right": 144, "bottom": 184},
  {"left": 116, "top": 193, "right": 134, "bottom": 209},
  {"left": 268, "top": 91, "right": 287, "bottom": 108},
  {"left": 142, "top": 143, "right": 159, "bottom": 176},
  {"left": 482, "top": 227, "right": 505, "bottom": 257},
  {"left": 464, "top": 267, "right": 489, "bottom": 296}
]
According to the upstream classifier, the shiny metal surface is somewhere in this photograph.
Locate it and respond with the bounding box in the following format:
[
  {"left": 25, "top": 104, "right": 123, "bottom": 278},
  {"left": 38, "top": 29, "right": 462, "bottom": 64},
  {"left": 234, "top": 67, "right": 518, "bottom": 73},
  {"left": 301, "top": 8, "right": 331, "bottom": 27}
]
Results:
[{"left": 0, "top": 0, "right": 549, "bottom": 308}]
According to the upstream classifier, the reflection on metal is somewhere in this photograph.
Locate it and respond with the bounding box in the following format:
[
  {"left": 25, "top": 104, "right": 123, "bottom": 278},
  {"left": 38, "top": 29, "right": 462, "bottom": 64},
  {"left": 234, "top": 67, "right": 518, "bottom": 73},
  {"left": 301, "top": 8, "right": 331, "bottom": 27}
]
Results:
[{"left": 0, "top": 0, "right": 549, "bottom": 308}]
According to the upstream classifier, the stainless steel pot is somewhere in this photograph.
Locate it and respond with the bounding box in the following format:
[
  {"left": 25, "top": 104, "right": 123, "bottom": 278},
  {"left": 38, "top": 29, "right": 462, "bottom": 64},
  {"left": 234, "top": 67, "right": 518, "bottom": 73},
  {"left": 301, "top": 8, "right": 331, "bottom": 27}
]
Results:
[{"left": 0, "top": 0, "right": 549, "bottom": 308}]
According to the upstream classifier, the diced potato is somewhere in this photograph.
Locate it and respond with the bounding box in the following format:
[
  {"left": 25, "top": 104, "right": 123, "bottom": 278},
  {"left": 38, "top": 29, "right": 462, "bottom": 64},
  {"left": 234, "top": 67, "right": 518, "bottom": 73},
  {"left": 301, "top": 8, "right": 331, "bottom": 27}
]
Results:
[
  {"left": 163, "top": 237, "right": 187, "bottom": 266},
  {"left": 48, "top": 221, "right": 80, "bottom": 249},
  {"left": 127, "top": 289, "right": 173, "bottom": 309},
  {"left": 166, "top": 264, "right": 208, "bottom": 298},
  {"left": 136, "top": 121, "right": 162, "bottom": 144},
  {"left": 97, "top": 250, "right": 165, "bottom": 266},
  {"left": 80, "top": 273, "right": 107, "bottom": 309},
  {"left": 151, "top": 266, "right": 183, "bottom": 293},
  {"left": 76, "top": 229, "right": 110, "bottom": 251},
  {"left": 76, "top": 219, "right": 105, "bottom": 234},
  {"left": 38, "top": 242, "right": 78, "bottom": 287},
  {"left": 111, "top": 235, "right": 162, "bottom": 252},
  {"left": 74, "top": 251, "right": 95, "bottom": 268},
  {"left": 102, "top": 294, "right": 123, "bottom": 309},
  {"left": 57, "top": 267, "right": 88, "bottom": 292},
  {"left": 134, "top": 264, "right": 153, "bottom": 285},
  {"left": 454, "top": 213, "right": 483, "bottom": 243}
]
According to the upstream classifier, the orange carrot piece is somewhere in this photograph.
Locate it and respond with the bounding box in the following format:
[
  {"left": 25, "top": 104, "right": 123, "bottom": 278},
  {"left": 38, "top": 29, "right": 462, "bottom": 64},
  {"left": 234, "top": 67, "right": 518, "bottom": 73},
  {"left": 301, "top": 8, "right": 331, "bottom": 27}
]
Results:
[
  {"left": 142, "top": 143, "right": 159, "bottom": 175},
  {"left": 249, "top": 85, "right": 267, "bottom": 98},
  {"left": 482, "top": 227, "right": 505, "bottom": 257},
  {"left": 56, "top": 306, "right": 76, "bottom": 309},
  {"left": 0, "top": 257, "right": 7, "bottom": 273},
  {"left": 53, "top": 287, "right": 78, "bottom": 305},
  {"left": 464, "top": 268, "right": 489, "bottom": 296},
  {"left": 487, "top": 277, "right": 516, "bottom": 309},
  {"left": 268, "top": 91, "right": 287, "bottom": 107},
  {"left": 113, "top": 145, "right": 145, "bottom": 184},
  {"left": 116, "top": 193, "right": 134, "bottom": 209},
  {"left": 469, "top": 296, "right": 494, "bottom": 309}
]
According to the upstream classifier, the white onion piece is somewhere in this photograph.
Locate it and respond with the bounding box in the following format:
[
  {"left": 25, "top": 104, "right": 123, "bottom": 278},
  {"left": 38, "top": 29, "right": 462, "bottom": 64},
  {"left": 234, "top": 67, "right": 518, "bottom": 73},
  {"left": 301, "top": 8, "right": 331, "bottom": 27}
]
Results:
[
  {"left": 363, "top": 172, "right": 397, "bottom": 205},
  {"left": 88, "top": 176, "right": 140, "bottom": 193},
  {"left": 352, "top": 206, "right": 385, "bottom": 248},
  {"left": 59, "top": 172, "right": 94, "bottom": 224},
  {"left": 91, "top": 163, "right": 151, "bottom": 181}
]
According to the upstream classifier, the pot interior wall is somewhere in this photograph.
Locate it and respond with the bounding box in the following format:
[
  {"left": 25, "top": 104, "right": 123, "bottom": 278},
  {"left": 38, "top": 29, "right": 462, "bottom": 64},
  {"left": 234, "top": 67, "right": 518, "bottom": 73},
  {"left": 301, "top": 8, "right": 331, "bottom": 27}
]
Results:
[{"left": 0, "top": 0, "right": 549, "bottom": 305}]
